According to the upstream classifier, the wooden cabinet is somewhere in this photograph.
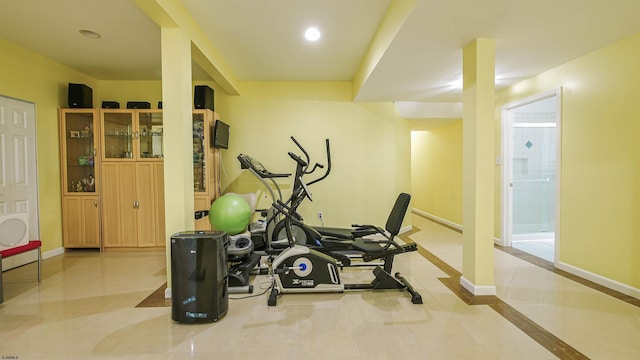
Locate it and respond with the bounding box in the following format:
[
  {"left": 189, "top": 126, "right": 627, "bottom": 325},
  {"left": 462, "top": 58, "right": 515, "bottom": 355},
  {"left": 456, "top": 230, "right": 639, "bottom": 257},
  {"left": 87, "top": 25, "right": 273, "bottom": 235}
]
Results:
[
  {"left": 193, "top": 110, "right": 220, "bottom": 230},
  {"left": 59, "top": 109, "right": 101, "bottom": 248},
  {"left": 136, "top": 162, "right": 165, "bottom": 247},
  {"left": 101, "top": 162, "right": 165, "bottom": 248},
  {"left": 100, "top": 109, "right": 165, "bottom": 249},
  {"left": 60, "top": 107, "right": 218, "bottom": 248},
  {"left": 62, "top": 196, "right": 100, "bottom": 248}
]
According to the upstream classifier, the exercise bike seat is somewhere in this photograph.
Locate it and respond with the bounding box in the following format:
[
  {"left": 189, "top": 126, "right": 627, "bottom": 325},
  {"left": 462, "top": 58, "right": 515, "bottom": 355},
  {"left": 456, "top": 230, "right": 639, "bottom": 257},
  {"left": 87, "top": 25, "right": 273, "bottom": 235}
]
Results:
[
  {"left": 350, "top": 225, "right": 384, "bottom": 239},
  {"left": 315, "top": 225, "right": 378, "bottom": 240},
  {"left": 352, "top": 238, "right": 418, "bottom": 262},
  {"left": 352, "top": 237, "right": 383, "bottom": 253},
  {"left": 315, "top": 226, "right": 355, "bottom": 239},
  {"left": 314, "top": 236, "right": 354, "bottom": 250}
]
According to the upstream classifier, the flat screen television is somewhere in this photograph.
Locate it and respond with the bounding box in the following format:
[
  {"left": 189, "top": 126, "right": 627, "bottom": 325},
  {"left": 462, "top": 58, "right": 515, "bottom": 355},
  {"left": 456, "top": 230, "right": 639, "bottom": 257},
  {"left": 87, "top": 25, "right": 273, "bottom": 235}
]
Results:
[{"left": 212, "top": 120, "right": 230, "bottom": 149}]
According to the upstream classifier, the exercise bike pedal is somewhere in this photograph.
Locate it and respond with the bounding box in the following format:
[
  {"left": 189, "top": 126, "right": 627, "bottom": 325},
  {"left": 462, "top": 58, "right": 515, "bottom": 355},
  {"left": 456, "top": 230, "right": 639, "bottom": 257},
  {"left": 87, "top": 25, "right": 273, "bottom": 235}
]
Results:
[{"left": 268, "top": 287, "right": 279, "bottom": 306}]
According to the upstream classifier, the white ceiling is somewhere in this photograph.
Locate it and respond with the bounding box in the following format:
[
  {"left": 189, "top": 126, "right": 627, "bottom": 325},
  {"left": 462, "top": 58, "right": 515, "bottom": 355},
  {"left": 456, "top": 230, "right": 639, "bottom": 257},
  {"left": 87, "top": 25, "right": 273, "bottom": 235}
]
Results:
[{"left": 1, "top": 0, "right": 639, "bottom": 118}]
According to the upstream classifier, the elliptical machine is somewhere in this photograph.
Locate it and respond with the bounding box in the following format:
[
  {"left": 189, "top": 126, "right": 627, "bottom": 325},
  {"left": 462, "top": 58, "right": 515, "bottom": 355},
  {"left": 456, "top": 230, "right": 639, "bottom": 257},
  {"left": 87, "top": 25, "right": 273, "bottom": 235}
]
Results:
[
  {"left": 238, "top": 137, "right": 384, "bottom": 253},
  {"left": 266, "top": 166, "right": 423, "bottom": 306},
  {"left": 271, "top": 137, "right": 380, "bottom": 246}
]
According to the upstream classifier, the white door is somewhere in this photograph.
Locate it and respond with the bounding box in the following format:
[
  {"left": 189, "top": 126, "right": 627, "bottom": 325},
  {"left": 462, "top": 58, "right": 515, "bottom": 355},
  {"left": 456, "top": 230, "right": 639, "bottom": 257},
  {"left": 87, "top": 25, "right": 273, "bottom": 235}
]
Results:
[
  {"left": 501, "top": 89, "right": 560, "bottom": 263},
  {"left": 0, "top": 95, "right": 40, "bottom": 244}
]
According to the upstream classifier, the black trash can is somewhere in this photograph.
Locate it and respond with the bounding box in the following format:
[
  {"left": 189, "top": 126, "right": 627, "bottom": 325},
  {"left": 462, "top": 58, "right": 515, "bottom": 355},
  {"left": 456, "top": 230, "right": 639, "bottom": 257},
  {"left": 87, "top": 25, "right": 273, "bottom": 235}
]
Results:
[{"left": 171, "top": 231, "right": 229, "bottom": 323}]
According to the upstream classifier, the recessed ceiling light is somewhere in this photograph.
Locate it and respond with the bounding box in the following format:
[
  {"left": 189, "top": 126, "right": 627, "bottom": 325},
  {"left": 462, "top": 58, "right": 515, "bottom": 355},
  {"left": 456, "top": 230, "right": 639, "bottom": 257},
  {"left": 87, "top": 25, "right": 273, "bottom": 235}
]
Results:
[
  {"left": 304, "top": 27, "right": 321, "bottom": 42},
  {"left": 79, "top": 29, "right": 101, "bottom": 39}
]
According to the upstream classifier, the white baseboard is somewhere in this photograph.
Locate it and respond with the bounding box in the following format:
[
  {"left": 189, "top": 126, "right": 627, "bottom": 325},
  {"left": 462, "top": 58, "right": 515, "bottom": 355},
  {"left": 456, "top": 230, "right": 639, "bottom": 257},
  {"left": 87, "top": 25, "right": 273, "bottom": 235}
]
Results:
[
  {"left": 556, "top": 261, "right": 640, "bottom": 300},
  {"left": 399, "top": 225, "right": 413, "bottom": 235},
  {"left": 411, "top": 208, "right": 639, "bottom": 300},
  {"left": 43, "top": 247, "right": 65, "bottom": 260},
  {"left": 411, "top": 208, "right": 463, "bottom": 232},
  {"left": 460, "top": 276, "right": 497, "bottom": 296}
]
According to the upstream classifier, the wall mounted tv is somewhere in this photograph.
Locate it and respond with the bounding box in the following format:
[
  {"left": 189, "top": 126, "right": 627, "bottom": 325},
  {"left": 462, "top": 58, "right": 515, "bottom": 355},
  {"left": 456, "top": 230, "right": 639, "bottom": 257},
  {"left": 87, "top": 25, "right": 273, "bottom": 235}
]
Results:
[{"left": 212, "top": 120, "right": 230, "bottom": 149}]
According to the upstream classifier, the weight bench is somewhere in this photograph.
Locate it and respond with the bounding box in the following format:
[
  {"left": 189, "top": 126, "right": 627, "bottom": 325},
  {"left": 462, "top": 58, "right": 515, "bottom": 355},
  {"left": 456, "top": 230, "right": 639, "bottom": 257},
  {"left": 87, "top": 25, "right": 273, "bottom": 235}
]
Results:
[{"left": 0, "top": 240, "right": 42, "bottom": 304}]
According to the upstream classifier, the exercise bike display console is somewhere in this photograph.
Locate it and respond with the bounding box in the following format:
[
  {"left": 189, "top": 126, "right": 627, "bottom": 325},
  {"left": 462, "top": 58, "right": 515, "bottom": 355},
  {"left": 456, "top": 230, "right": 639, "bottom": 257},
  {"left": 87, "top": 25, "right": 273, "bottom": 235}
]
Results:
[
  {"left": 238, "top": 153, "right": 290, "bottom": 179},
  {"left": 271, "top": 246, "right": 343, "bottom": 293}
]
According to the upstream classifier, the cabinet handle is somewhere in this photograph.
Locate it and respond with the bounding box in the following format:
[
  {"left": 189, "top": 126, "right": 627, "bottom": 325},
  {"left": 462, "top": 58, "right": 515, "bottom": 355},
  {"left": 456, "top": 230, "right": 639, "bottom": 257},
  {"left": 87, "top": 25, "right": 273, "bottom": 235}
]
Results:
[{"left": 94, "top": 200, "right": 98, "bottom": 207}]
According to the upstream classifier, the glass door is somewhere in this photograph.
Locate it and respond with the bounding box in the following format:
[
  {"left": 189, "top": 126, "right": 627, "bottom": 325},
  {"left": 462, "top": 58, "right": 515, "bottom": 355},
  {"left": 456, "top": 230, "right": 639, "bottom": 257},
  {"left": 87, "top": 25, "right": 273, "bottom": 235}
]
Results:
[
  {"left": 63, "top": 110, "right": 98, "bottom": 193},
  {"left": 138, "top": 110, "right": 163, "bottom": 159},
  {"left": 512, "top": 125, "right": 556, "bottom": 236},
  {"left": 102, "top": 110, "right": 134, "bottom": 160},
  {"left": 193, "top": 112, "right": 206, "bottom": 193},
  {"left": 502, "top": 90, "right": 560, "bottom": 262}
]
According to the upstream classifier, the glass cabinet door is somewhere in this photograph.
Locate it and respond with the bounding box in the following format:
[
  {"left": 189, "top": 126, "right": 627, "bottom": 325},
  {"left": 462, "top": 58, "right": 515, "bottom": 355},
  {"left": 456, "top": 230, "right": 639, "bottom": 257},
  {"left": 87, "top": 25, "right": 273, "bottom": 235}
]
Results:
[
  {"left": 63, "top": 110, "right": 97, "bottom": 193},
  {"left": 193, "top": 112, "right": 206, "bottom": 193},
  {"left": 102, "top": 111, "right": 134, "bottom": 159},
  {"left": 138, "top": 111, "right": 163, "bottom": 159}
]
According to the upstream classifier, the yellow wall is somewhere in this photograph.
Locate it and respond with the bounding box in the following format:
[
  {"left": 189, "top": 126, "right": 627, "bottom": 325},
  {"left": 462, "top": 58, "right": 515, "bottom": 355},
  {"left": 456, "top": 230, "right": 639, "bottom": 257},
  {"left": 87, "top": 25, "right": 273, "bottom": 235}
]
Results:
[
  {"left": 495, "top": 32, "right": 640, "bottom": 289},
  {"left": 4, "top": 22, "right": 638, "bottom": 291},
  {"left": 0, "top": 36, "right": 411, "bottom": 252},
  {"left": 0, "top": 38, "right": 167, "bottom": 254},
  {"left": 220, "top": 81, "right": 412, "bottom": 228},
  {"left": 410, "top": 33, "right": 640, "bottom": 290},
  {"left": 99, "top": 81, "right": 162, "bottom": 108},
  {"left": 410, "top": 120, "right": 463, "bottom": 224},
  {"left": 0, "top": 37, "right": 98, "bottom": 253}
]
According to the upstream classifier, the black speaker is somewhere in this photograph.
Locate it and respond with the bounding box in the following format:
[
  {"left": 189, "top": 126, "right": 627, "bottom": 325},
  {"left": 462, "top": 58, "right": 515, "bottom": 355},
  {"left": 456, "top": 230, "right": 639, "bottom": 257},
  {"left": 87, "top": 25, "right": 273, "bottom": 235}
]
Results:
[
  {"left": 126, "top": 101, "right": 151, "bottom": 109},
  {"left": 194, "top": 85, "right": 214, "bottom": 111},
  {"left": 101, "top": 101, "right": 120, "bottom": 109},
  {"left": 68, "top": 83, "right": 93, "bottom": 108},
  {"left": 171, "top": 231, "right": 229, "bottom": 323}
]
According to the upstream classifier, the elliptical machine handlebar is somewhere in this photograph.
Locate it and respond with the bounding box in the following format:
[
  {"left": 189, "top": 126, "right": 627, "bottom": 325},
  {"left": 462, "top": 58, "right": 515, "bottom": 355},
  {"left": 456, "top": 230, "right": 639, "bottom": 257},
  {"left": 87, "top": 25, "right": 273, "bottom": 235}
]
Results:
[
  {"left": 290, "top": 136, "right": 310, "bottom": 163},
  {"left": 289, "top": 137, "right": 332, "bottom": 187},
  {"left": 287, "top": 151, "right": 307, "bottom": 168},
  {"left": 308, "top": 139, "right": 331, "bottom": 186}
]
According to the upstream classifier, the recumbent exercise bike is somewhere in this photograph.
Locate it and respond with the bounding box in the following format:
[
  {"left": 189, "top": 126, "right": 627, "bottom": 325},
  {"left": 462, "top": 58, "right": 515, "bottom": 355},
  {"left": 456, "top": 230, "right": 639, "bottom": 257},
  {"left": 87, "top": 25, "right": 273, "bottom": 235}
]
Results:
[{"left": 265, "top": 164, "right": 423, "bottom": 306}]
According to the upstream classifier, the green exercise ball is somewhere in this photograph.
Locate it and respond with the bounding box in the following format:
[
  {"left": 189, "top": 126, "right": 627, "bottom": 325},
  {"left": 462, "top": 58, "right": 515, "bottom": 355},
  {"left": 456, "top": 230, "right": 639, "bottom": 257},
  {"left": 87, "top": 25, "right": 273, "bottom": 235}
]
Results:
[{"left": 209, "top": 194, "right": 251, "bottom": 235}]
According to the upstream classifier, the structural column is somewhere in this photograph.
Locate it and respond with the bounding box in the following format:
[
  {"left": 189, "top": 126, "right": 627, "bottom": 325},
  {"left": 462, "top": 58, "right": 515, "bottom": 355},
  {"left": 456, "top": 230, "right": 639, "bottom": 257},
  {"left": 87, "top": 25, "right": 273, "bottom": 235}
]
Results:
[
  {"left": 161, "top": 26, "right": 195, "bottom": 293},
  {"left": 461, "top": 39, "right": 496, "bottom": 295}
]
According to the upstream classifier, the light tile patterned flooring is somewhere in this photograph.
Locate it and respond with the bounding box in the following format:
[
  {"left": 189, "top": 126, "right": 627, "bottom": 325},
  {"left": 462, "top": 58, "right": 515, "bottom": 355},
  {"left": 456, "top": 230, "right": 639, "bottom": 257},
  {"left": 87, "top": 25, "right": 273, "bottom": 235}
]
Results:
[
  {"left": 1, "top": 214, "right": 639, "bottom": 359},
  {"left": 512, "top": 238, "right": 555, "bottom": 262}
]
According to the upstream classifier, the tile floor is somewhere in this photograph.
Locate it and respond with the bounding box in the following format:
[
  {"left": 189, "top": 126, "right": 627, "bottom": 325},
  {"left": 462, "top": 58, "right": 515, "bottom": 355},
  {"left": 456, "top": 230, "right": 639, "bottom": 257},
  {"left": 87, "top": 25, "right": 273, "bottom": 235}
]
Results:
[
  {"left": 512, "top": 239, "right": 555, "bottom": 262},
  {"left": 0, "top": 214, "right": 639, "bottom": 359}
]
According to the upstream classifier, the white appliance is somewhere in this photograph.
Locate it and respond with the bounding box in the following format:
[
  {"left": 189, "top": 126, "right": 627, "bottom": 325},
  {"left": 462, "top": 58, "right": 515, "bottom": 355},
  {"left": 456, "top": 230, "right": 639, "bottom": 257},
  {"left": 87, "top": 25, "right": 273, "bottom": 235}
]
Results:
[{"left": 0, "top": 213, "right": 29, "bottom": 251}]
